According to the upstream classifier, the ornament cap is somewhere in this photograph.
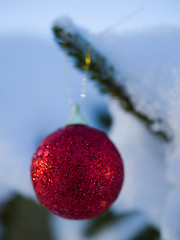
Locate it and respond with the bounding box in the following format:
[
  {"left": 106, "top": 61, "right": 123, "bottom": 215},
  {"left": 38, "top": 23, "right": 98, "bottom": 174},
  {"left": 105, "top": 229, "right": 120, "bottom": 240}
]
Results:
[{"left": 66, "top": 104, "right": 87, "bottom": 125}]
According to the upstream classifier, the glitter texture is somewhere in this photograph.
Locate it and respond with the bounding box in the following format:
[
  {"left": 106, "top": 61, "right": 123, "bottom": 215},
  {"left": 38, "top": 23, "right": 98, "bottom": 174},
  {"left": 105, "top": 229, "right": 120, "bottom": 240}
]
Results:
[{"left": 31, "top": 125, "right": 124, "bottom": 220}]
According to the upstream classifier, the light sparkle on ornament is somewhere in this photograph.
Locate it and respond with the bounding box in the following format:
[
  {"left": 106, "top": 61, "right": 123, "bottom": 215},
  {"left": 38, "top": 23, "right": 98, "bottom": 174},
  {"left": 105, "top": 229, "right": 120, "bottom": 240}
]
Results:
[{"left": 31, "top": 125, "right": 124, "bottom": 220}]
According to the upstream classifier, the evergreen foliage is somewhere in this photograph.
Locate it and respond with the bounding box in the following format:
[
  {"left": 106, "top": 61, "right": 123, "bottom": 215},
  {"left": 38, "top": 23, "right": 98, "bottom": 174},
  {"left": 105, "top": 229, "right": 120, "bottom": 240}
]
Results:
[{"left": 53, "top": 24, "right": 170, "bottom": 141}]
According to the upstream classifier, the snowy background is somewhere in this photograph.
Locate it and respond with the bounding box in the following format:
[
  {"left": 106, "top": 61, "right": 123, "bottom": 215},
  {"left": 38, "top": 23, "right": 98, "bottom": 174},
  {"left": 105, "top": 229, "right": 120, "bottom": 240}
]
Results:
[{"left": 1, "top": 1, "right": 180, "bottom": 240}]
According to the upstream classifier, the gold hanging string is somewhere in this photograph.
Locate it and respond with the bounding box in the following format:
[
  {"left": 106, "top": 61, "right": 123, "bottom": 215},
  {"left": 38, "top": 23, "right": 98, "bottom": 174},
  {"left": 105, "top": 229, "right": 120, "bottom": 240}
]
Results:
[
  {"left": 64, "top": 54, "right": 73, "bottom": 107},
  {"left": 80, "top": 46, "right": 91, "bottom": 105},
  {"left": 65, "top": 45, "right": 91, "bottom": 115}
]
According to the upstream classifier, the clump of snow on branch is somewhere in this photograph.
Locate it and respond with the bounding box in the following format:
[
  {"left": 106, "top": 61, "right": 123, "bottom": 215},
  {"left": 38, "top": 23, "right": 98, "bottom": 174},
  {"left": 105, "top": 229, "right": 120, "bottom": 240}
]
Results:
[
  {"left": 94, "top": 27, "right": 179, "bottom": 134},
  {"left": 92, "top": 26, "right": 180, "bottom": 240}
]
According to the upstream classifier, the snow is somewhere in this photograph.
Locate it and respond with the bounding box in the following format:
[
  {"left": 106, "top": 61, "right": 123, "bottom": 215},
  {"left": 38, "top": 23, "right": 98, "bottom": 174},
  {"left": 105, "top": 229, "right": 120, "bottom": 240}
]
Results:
[
  {"left": 109, "top": 102, "right": 170, "bottom": 226},
  {"left": 161, "top": 187, "right": 180, "bottom": 240},
  {"left": 93, "top": 26, "right": 180, "bottom": 137},
  {"left": 1, "top": 11, "right": 180, "bottom": 240},
  {"left": 91, "top": 26, "right": 180, "bottom": 239}
]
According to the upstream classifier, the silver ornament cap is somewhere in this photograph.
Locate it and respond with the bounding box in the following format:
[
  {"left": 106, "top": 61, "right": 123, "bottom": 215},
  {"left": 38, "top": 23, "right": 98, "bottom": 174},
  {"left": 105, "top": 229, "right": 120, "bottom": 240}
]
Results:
[{"left": 66, "top": 104, "right": 87, "bottom": 125}]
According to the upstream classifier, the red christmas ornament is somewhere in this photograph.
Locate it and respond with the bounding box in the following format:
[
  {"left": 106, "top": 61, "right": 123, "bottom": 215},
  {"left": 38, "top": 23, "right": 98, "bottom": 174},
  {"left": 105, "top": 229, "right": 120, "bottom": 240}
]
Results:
[{"left": 31, "top": 123, "right": 124, "bottom": 220}]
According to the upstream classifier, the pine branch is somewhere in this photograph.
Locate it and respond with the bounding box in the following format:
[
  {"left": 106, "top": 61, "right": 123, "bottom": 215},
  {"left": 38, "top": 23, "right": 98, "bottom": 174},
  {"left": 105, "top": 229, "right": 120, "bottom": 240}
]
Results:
[
  {"left": 52, "top": 22, "right": 170, "bottom": 141},
  {"left": 131, "top": 225, "right": 160, "bottom": 240},
  {"left": 1, "top": 194, "right": 54, "bottom": 240},
  {"left": 84, "top": 210, "right": 160, "bottom": 240},
  {"left": 84, "top": 210, "right": 137, "bottom": 237}
]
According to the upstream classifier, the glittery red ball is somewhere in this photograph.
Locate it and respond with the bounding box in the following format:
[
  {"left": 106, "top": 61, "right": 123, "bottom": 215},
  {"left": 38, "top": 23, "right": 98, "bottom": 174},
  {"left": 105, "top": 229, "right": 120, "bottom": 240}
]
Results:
[{"left": 31, "top": 125, "right": 124, "bottom": 220}]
